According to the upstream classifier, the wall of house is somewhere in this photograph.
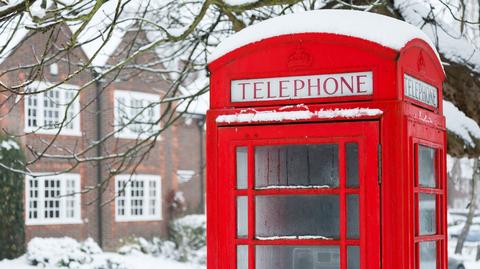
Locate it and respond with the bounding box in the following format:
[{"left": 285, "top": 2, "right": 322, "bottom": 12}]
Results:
[{"left": 0, "top": 24, "right": 206, "bottom": 250}]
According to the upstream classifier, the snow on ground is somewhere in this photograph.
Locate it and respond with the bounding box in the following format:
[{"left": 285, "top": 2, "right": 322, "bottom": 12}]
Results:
[
  {"left": 208, "top": 9, "right": 438, "bottom": 63},
  {"left": 0, "top": 253, "right": 204, "bottom": 269},
  {"left": 0, "top": 236, "right": 205, "bottom": 269},
  {"left": 449, "top": 239, "right": 480, "bottom": 269},
  {"left": 0, "top": 214, "right": 207, "bottom": 269}
]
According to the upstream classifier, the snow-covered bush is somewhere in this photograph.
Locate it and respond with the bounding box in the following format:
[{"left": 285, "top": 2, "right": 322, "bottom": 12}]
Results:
[
  {"left": 115, "top": 215, "right": 206, "bottom": 264},
  {"left": 94, "top": 257, "right": 128, "bottom": 269},
  {"left": 169, "top": 214, "right": 206, "bottom": 264},
  {"left": 0, "top": 136, "right": 25, "bottom": 259},
  {"left": 26, "top": 237, "right": 102, "bottom": 268}
]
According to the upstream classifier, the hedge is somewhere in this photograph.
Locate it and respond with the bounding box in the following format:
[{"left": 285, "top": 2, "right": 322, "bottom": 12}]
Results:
[{"left": 0, "top": 135, "right": 26, "bottom": 259}]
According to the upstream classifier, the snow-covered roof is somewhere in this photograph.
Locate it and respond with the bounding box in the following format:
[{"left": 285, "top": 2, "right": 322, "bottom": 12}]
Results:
[
  {"left": 0, "top": 16, "right": 31, "bottom": 65},
  {"left": 176, "top": 75, "right": 209, "bottom": 115},
  {"left": 208, "top": 9, "right": 439, "bottom": 63}
]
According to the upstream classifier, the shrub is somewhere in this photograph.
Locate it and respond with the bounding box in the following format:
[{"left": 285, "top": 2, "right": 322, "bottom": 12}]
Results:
[
  {"left": 169, "top": 214, "right": 206, "bottom": 264},
  {"left": 0, "top": 136, "right": 26, "bottom": 259},
  {"left": 26, "top": 237, "right": 108, "bottom": 268}
]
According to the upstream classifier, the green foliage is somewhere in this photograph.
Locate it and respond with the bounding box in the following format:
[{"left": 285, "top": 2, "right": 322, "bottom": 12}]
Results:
[{"left": 0, "top": 135, "right": 26, "bottom": 259}]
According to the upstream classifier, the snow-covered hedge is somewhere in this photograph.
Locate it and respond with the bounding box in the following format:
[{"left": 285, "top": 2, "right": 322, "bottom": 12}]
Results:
[
  {"left": 117, "top": 215, "right": 206, "bottom": 264},
  {"left": 27, "top": 237, "right": 99, "bottom": 267},
  {"left": 169, "top": 214, "right": 206, "bottom": 264},
  {"left": 23, "top": 215, "right": 206, "bottom": 268},
  {"left": 0, "top": 136, "right": 25, "bottom": 259}
]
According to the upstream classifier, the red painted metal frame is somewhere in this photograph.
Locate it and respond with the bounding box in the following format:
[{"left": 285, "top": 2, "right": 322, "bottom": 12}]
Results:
[
  {"left": 207, "top": 31, "right": 447, "bottom": 269},
  {"left": 410, "top": 123, "right": 447, "bottom": 269},
  {"left": 217, "top": 121, "right": 379, "bottom": 269}
]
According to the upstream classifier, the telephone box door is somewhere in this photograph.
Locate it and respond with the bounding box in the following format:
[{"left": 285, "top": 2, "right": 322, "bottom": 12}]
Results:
[{"left": 216, "top": 120, "right": 380, "bottom": 269}]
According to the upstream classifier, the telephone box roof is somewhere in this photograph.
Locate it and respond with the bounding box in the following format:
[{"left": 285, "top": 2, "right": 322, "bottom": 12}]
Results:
[{"left": 208, "top": 9, "right": 440, "bottom": 64}]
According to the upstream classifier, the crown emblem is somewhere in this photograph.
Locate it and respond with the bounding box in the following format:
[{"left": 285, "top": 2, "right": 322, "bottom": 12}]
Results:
[
  {"left": 287, "top": 45, "right": 312, "bottom": 70},
  {"left": 417, "top": 51, "right": 426, "bottom": 74}
]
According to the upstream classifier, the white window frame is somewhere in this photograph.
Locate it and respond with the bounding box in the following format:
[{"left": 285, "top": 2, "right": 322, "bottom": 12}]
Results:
[
  {"left": 114, "top": 90, "right": 161, "bottom": 140},
  {"left": 24, "top": 81, "right": 81, "bottom": 136},
  {"left": 115, "top": 174, "right": 162, "bottom": 222},
  {"left": 25, "top": 173, "right": 82, "bottom": 225}
]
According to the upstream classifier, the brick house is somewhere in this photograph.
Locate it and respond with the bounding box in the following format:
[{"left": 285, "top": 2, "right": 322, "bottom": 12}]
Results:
[{"left": 0, "top": 22, "right": 206, "bottom": 250}]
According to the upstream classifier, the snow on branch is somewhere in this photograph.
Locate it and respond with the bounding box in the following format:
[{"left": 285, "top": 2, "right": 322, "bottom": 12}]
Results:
[
  {"left": 395, "top": 0, "right": 480, "bottom": 73},
  {"left": 444, "top": 100, "right": 480, "bottom": 147}
]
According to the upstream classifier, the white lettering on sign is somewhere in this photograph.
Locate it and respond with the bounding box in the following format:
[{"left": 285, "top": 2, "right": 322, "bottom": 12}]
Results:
[
  {"left": 404, "top": 74, "right": 438, "bottom": 108},
  {"left": 231, "top": 71, "right": 373, "bottom": 102}
]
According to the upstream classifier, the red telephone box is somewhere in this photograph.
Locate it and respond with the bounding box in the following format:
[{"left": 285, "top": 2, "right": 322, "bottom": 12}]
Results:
[{"left": 206, "top": 10, "right": 446, "bottom": 269}]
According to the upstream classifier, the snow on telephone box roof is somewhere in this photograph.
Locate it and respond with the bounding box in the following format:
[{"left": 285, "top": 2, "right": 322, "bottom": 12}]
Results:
[{"left": 208, "top": 9, "right": 440, "bottom": 64}]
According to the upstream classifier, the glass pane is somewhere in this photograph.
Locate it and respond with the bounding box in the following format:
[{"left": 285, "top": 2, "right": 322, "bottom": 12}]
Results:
[
  {"left": 419, "top": 194, "right": 436, "bottom": 235},
  {"left": 419, "top": 241, "right": 436, "bottom": 269},
  {"left": 256, "top": 245, "right": 340, "bottom": 269},
  {"left": 237, "top": 147, "right": 248, "bottom": 189},
  {"left": 346, "top": 143, "right": 359, "bottom": 187},
  {"left": 348, "top": 246, "right": 360, "bottom": 269},
  {"left": 418, "top": 145, "right": 436, "bottom": 188},
  {"left": 237, "top": 245, "right": 248, "bottom": 269},
  {"left": 237, "top": 196, "right": 248, "bottom": 238},
  {"left": 255, "top": 144, "right": 338, "bottom": 188},
  {"left": 256, "top": 195, "right": 339, "bottom": 239},
  {"left": 347, "top": 195, "right": 360, "bottom": 239}
]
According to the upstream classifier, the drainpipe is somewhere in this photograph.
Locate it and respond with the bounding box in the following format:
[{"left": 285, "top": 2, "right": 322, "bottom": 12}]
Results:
[
  {"left": 197, "top": 115, "right": 206, "bottom": 214},
  {"left": 93, "top": 70, "right": 103, "bottom": 248}
]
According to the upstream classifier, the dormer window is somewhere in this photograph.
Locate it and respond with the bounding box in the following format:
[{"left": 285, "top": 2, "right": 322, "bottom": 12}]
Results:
[
  {"left": 114, "top": 90, "right": 160, "bottom": 139},
  {"left": 24, "top": 81, "right": 81, "bottom": 136}
]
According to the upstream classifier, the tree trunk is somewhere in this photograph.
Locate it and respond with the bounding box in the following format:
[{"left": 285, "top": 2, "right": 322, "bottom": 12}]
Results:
[
  {"left": 476, "top": 244, "right": 480, "bottom": 261},
  {"left": 455, "top": 158, "right": 480, "bottom": 254}
]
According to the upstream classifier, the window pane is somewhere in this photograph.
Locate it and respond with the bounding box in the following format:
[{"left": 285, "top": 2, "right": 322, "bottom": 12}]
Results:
[
  {"left": 418, "top": 145, "right": 436, "bottom": 188},
  {"left": 117, "top": 180, "right": 126, "bottom": 217},
  {"left": 348, "top": 246, "right": 360, "bottom": 269},
  {"left": 149, "top": 180, "right": 157, "bottom": 215},
  {"left": 255, "top": 144, "right": 338, "bottom": 188},
  {"left": 237, "top": 196, "right": 248, "bottom": 238},
  {"left": 346, "top": 143, "right": 359, "bottom": 187},
  {"left": 256, "top": 195, "right": 339, "bottom": 239},
  {"left": 237, "top": 245, "right": 248, "bottom": 269},
  {"left": 347, "top": 195, "right": 360, "bottom": 239},
  {"left": 28, "top": 179, "right": 39, "bottom": 219},
  {"left": 43, "top": 90, "right": 61, "bottom": 128},
  {"left": 44, "top": 179, "right": 61, "bottom": 219},
  {"left": 419, "top": 241, "right": 436, "bottom": 269},
  {"left": 236, "top": 147, "right": 248, "bottom": 189},
  {"left": 131, "top": 181, "right": 144, "bottom": 216},
  {"left": 419, "top": 194, "right": 436, "bottom": 235},
  {"left": 256, "top": 245, "right": 340, "bottom": 269},
  {"left": 65, "top": 179, "right": 76, "bottom": 218}
]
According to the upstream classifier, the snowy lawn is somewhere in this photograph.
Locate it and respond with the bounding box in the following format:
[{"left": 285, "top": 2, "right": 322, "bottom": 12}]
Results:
[
  {"left": 0, "top": 253, "right": 204, "bottom": 269},
  {"left": 449, "top": 239, "right": 480, "bottom": 269}
]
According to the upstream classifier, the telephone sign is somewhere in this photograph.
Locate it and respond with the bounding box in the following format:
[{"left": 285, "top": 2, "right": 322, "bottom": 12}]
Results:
[{"left": 231, "top": 71, "right": 373, "bottom": 102}]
